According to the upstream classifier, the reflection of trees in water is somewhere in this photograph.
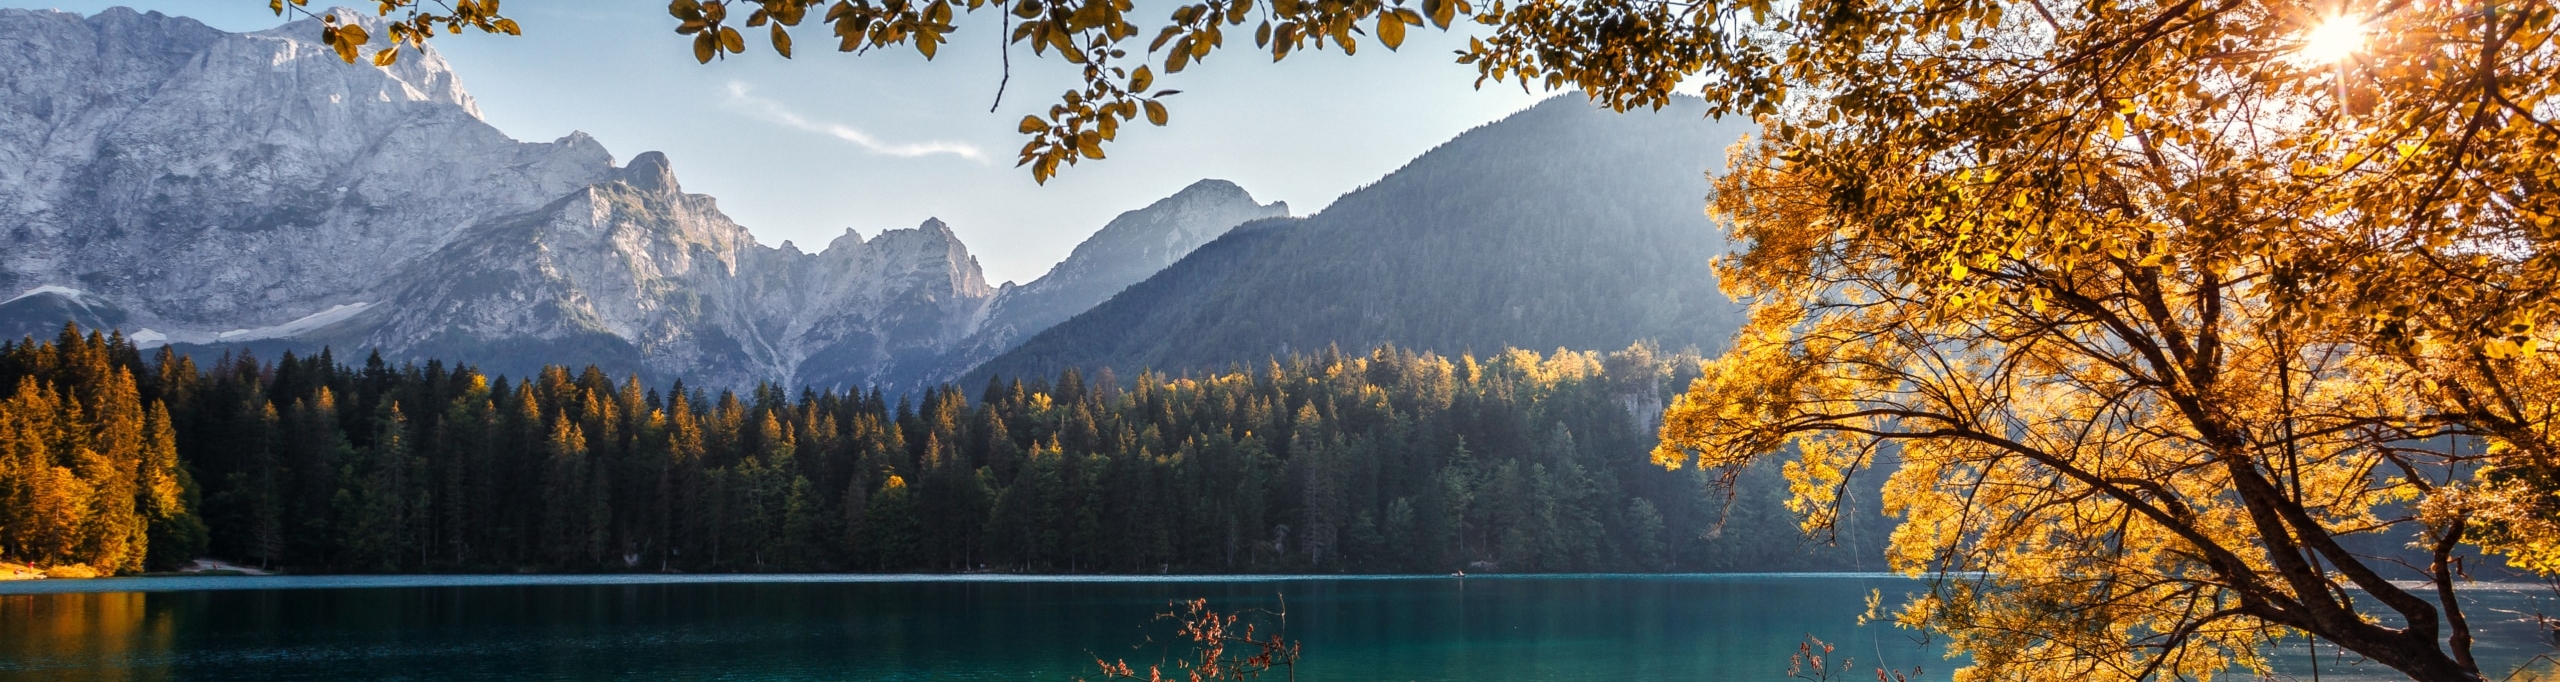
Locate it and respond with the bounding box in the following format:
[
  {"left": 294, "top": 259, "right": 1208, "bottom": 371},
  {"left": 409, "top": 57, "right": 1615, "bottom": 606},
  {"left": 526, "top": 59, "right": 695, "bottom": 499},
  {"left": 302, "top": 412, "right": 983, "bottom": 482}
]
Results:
[{"left": 0, "top": 592, "right": 173, "bottom": 682}]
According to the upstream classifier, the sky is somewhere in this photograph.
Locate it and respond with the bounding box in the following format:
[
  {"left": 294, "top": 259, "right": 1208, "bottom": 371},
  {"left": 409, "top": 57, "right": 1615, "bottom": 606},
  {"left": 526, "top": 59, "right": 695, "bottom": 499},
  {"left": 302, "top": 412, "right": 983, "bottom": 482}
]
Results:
[{"left": 7, "top": 2, "right": 1556, "bottom": 283}]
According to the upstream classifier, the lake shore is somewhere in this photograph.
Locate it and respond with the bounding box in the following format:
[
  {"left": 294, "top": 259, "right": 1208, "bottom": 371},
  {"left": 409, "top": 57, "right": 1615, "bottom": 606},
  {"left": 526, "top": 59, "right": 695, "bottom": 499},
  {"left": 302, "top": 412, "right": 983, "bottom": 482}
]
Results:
[
  {"left": 0, "top": 558, "right": 271, "bottom": 583},
  {"left": 0, "top": 571, "right": 1921, "bottom": 595}
]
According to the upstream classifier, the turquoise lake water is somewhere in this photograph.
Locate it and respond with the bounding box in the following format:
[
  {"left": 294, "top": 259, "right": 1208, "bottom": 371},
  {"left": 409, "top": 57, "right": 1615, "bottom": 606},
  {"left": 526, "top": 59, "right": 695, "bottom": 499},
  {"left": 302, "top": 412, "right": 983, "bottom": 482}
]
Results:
[{"left": 0, "top": 574, "right": 2549, "bottom": 681}]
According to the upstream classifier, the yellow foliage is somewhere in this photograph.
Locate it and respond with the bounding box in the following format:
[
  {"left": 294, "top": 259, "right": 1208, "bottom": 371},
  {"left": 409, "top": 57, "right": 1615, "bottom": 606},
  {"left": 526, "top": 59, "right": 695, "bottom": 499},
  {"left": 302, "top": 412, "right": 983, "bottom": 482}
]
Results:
[
  {"left": 2508, "top": 659, "right": 2560, "bottom": 682},
  {"left": 1654, "top": 0, "right": 2559, "bottom": 677}
]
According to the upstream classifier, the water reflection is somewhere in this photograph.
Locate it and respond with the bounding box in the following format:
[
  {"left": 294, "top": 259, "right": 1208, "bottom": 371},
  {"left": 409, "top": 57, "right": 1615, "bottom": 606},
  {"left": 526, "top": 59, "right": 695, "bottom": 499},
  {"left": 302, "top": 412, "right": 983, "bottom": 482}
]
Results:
[
  {"left": 0, "top": 576, "right": 2547, "bottom": 681},
  {"left": 0, "top": 592, "right": 173, "bottom": 682}
]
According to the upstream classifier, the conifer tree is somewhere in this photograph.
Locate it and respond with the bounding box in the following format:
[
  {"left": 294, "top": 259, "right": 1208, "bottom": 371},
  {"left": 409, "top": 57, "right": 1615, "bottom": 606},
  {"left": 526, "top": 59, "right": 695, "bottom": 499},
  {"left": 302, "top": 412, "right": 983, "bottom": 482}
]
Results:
[
  {"left": 540, "top": 418, "right": 591, "bottom": 568},
  {"left": 283, "top": 390, "right": 353, "bottom": 566},
  {"left": 77, "top": 367, "right": 147, "bottom": 574},
  {"left": 435, "top": 377, "right": 494, "bottom": 566},
  {"left": 1, "top": 378, "right": 85, "bottom": 567},
  {"left": 139, "top": 401, "right": 206, "bottom": 571},
  {"left": 861, "top": 475, "right": 921, "bottom": 571}
]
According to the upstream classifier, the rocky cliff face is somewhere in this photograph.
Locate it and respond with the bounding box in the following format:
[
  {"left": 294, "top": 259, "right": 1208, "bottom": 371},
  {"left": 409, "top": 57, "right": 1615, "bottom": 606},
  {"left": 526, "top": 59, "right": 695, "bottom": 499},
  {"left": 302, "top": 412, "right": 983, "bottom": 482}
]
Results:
[
  {"left": 0, "top": 8, "right": 1281, "bottom": 391},
  {"left": 0, "top": 7, "right": 612, "bottom": 333},
  {"left": 297, "top": 144, "right": 1278, "bottom": 394},
  {"left": 316, "top": 152, "right": 1001, "bottom": 391}
]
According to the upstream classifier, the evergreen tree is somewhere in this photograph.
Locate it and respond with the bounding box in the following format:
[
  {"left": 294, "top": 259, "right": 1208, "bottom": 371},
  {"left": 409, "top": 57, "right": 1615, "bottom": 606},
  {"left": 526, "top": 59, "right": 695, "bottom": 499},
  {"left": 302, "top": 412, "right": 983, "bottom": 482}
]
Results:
[
  {"left": 0, "top": 326, "right": 1882, "bottom": 575},
  {"left": 860, "top": 475, "right": 921, "bottom": 571},
  {"left": 139, "top": 401, "right": 208, "bottom": 571},
  {"left": 540, "top": 417, "right": 593, "bottom": 568}
]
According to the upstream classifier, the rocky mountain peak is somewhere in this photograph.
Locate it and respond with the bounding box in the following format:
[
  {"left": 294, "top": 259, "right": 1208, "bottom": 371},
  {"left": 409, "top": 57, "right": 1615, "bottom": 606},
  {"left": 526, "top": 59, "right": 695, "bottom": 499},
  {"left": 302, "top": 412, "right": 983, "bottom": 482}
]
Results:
[
  {"left": 913, "top": 217, "right": 957, "bottom": 238},
  {"left": 612, "top": 150, "right": 681, "bottom": 194},
  {"left": 254, "top": 7, "right": 482, "bottom": 118},
  {"left": 824, "top": 227, "right": 867, "bottom": 251},
  {"left": 70, "top": 5, "right": 216, "bottom": 38},
  {"left": 1041, "top": 178, "right": 1290, "bottom": 286},
  {"left": 872, "top": 219, "right": 994, "bottom": 296},
  {"left": 875, "top": 218, "right": 968, "bottom": 251},
  {"left": 1166, "top": 178, "right": 1260, "bottom": 204}
]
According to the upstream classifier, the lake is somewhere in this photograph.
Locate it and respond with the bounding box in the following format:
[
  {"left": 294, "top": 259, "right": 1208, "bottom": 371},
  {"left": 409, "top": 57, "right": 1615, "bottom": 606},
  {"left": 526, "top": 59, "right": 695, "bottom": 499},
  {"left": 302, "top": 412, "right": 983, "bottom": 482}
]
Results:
[{"left": 0, "top": 574, "right": 2550, "bottom": 681}]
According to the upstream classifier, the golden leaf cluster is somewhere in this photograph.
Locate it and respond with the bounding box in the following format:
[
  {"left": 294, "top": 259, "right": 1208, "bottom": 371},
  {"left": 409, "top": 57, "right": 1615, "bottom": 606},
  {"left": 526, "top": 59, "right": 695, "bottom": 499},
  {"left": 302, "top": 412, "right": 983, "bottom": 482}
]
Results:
[
  {"left": 1641, "top": 0, "right": 2558, "bottom": 679},
  {"left": 270, "top": 0, "right": 518, "bottom": 67}
]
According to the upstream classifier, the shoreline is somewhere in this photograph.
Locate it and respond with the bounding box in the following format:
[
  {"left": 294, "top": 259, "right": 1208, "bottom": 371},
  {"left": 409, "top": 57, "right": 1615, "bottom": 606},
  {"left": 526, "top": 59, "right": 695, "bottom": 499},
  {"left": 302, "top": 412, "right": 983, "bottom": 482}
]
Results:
[
  {"left": 7, "top": 570, "right": 2547, "bottom": 598},
  {"left": 0, "top": 571, "right": 1928, "bottom": 595},
  {"left": 0, "top": 558, "right": 273, "bottom": 583}
]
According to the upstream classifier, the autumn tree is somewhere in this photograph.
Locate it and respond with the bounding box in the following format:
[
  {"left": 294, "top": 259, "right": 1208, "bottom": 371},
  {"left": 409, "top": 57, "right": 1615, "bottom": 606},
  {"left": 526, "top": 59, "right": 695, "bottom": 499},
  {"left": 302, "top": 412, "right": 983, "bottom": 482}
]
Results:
[
  {"left": 1637, "top": 4, "right": 2558, "bottom": 682},
  {"left": 0, "top": 328, "right": 206, "bottom": 575}
]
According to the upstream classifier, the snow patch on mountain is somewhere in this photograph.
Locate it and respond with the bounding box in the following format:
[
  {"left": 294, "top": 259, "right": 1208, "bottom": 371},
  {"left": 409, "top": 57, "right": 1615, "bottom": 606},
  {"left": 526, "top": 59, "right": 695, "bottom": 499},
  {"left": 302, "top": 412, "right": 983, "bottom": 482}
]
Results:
[
  {"left": 215, "top": 302, "right": 371, "bottom": 342},
  {"left": 4, "top": 285, "right": 84, "bottom": 305}
]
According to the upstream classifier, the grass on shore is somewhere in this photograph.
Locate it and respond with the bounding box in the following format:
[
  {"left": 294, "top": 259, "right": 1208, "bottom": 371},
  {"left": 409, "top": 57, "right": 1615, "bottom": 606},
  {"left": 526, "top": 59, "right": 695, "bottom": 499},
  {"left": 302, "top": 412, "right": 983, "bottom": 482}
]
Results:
[{"left": 0, "top": 561, "right": 103, "bottom": 580}]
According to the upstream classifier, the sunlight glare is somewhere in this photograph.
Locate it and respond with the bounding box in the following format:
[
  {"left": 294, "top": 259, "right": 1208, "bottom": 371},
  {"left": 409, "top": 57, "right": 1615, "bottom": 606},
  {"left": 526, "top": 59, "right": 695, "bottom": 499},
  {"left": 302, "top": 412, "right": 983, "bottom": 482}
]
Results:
[{"left": 2300, "top": 15, "right": 2367, "bottom": 63}]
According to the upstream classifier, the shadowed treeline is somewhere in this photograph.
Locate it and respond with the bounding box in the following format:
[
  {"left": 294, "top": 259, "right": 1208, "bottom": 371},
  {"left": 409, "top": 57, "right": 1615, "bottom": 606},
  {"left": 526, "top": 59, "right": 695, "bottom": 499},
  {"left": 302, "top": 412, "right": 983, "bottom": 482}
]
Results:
[{"left": 1, "top": 325, "right": 1880, "bottom": 575}]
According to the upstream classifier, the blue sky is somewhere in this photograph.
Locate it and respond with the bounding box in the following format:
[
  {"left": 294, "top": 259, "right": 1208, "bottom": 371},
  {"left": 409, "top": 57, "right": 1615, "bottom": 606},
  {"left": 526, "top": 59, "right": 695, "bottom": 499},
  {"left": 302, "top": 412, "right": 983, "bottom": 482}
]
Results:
[{"left": 7, "top": 2, "right": 1555, "bottom": 283}]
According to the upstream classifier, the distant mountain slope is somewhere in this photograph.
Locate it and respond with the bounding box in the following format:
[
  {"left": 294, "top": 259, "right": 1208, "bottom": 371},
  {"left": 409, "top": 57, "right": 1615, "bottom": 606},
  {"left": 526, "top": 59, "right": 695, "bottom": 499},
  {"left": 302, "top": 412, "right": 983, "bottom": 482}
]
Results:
[
  {"left": 0, "top": 288, "right": 132, "bottom": 342},
  {"left": 971, "top": 217, "right": 1302, "bottom": 381},
  {"left": 927, "top": 180, "right": 1289, "bottom": 383},
  {"left": 970, "top": 96, "right": 1755, "bottom": 383}
]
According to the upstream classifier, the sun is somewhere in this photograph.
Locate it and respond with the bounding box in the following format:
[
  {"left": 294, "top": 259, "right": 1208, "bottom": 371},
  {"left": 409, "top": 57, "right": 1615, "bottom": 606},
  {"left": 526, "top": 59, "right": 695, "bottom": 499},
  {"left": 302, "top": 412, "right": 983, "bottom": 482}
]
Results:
[{"left": 2300, "top": 14, "right": 2367, "bottom": 63}]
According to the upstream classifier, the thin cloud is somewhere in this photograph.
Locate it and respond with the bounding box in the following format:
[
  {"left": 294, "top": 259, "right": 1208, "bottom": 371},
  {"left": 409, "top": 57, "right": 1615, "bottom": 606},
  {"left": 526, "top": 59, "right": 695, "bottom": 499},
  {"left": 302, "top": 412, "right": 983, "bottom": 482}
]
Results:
[{"left": 724, "top": 82, "right": 986, "bottom": 161}]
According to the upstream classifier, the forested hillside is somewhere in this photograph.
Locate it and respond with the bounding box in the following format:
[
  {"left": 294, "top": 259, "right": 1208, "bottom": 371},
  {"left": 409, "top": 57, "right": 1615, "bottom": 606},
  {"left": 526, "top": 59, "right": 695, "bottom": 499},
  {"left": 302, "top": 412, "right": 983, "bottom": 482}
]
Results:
[
  {"left": 0, "top": 326, "right": 1881, "bottom": 575},
  {"left": 970, "top": 96, "right": 1759, "bottom": 385}
]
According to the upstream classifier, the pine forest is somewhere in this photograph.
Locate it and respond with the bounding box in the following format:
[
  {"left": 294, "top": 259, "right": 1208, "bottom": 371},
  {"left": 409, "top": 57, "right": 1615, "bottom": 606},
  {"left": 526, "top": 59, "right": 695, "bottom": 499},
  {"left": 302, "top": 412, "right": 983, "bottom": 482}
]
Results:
[{"left": 0, "top": 326, "right": 1879, "bottom": 576}]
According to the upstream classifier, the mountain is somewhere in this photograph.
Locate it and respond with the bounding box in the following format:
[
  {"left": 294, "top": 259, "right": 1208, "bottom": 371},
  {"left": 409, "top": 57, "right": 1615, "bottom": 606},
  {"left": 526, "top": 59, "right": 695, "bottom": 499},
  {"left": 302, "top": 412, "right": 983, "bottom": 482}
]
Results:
[
  {"left": 281, "top": 154, "right": 1282, "bottom": 392},
  {"left": 0, "top": 7, "right": 613, "bottom": 333},
  {"left": 926, "top": 179, "right": 1289, "bottom": 384},
  {"left": 295, "top": 152, "right": 1000, "bottom": 391},
  {"left": 969, "top": 95, "right": 1756, "bottom": 384},
  {"left": 0, "top": 7, "right": 1279, "bottom": 392},
  {"left": 1, "top": 9, "right": 1731, "bottom": 394}
]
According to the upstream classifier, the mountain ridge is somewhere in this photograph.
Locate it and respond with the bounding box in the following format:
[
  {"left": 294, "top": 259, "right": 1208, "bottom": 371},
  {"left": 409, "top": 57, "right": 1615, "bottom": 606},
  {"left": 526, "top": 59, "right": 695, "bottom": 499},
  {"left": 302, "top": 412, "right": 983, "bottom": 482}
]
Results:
[
  {"left": 926, "top": 178, "right": 1290, "bottom": 386},
  {"left": 970, "top": 95, "right": 1756, "bottom": 385},
  {"left": 0, "top": 7, "right": 1285, "bottom": 392}
]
